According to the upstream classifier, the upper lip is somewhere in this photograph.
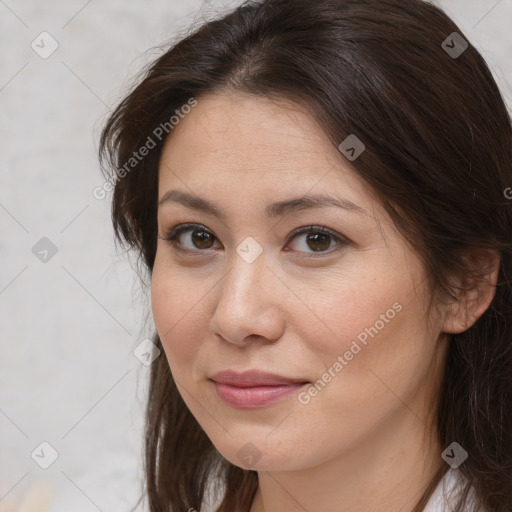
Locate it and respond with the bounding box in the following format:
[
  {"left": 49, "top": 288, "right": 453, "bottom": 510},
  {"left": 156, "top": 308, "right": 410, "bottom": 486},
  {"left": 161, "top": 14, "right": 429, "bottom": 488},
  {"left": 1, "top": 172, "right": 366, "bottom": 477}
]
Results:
[{"left": 209, "top": 370, "right": 309, "bottom": 387}]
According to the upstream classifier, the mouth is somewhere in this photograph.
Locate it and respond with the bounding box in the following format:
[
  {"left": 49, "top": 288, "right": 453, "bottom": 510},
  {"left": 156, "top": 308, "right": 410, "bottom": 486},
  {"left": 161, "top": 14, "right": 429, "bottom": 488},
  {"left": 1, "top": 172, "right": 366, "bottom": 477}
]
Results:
[{"left": 209, "top": 369, "right": 310, "bottom": 409}]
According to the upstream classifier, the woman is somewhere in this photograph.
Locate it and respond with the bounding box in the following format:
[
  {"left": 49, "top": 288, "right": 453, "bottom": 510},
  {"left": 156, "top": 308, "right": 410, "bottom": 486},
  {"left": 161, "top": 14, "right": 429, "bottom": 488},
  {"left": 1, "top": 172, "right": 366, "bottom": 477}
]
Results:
[{"left": 98, "top": 0, "right": 512, "bottom": 510}]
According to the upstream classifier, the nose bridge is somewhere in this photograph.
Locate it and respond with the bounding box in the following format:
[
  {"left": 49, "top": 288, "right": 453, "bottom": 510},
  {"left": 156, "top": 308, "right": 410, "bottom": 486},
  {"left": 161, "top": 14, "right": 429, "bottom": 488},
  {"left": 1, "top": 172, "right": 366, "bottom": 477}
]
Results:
[
  {"left": 221, "top": 246, "right": 268, "bottom": 313},
  {"left": 210, "top": 244, "right": 284, "bottom": 344}
]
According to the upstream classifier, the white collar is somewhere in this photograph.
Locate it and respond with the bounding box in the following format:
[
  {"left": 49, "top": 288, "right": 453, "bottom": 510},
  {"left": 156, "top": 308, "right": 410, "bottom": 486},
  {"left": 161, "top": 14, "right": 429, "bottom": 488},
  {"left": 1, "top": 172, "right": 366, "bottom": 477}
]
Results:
[{"left": 423, "top": 469, "right": 483, "bottom": 512}]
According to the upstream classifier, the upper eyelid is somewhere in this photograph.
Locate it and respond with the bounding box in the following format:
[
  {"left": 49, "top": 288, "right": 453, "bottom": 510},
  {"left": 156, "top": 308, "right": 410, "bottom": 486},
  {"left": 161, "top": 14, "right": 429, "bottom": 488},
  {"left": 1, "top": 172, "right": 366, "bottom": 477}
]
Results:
[{"left": 165, "top": 222, "right": 343, "bottom": 238}]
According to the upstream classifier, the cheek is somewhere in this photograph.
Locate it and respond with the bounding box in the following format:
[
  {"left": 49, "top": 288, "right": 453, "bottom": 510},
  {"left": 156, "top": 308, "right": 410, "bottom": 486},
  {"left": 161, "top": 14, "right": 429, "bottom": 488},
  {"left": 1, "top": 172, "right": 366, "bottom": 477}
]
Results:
[
  {"left": 296, "top": 266, "right": 405, "bottom": 365},
  {"left": 312, "top": 286, "right": 435, "bottom": 418},
  {"left": 291, "top": 298, "right": 432, "bottom": 456},
  {"left": 303, "top": 261, "right": 433, "bottom": 396},
  {"left": 150, "top": 264, "right": 205, "bottom": 366}
]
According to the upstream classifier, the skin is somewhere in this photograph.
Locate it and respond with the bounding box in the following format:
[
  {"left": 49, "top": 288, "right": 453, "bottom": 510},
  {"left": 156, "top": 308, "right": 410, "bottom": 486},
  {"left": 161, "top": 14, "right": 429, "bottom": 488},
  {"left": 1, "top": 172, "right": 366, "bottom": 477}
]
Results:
[{"left": 151, "top": 91, "right": 499, "bottom": 512}]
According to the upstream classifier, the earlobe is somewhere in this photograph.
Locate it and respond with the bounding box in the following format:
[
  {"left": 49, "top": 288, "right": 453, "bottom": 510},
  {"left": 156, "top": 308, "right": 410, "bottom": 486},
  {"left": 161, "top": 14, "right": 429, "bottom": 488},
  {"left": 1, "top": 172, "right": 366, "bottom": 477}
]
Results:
[{"left": 441, "top": 249, "right": 501, "bottom": 335}]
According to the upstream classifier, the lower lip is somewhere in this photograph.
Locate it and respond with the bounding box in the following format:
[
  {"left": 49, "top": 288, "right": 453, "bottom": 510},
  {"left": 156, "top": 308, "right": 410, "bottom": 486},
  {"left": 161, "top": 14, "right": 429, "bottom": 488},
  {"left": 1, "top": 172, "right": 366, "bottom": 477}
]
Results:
[{"left": 211, "top": 381, "right": 307, "bottom": 409}]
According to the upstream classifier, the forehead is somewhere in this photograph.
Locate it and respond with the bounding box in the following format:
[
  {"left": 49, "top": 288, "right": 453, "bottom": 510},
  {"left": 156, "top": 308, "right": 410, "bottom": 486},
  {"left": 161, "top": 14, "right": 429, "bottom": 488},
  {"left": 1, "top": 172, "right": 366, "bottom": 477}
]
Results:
[
  {"left": 161, "top": 92, "right": 340, "bottom": 172},
  {"left": 158, "top": 92, "right": 368, "bottom": 198}
]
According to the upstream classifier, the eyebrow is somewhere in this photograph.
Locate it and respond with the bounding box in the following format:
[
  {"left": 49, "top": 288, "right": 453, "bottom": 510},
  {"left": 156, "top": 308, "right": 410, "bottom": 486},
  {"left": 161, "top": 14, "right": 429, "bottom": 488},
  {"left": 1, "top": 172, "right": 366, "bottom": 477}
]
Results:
[{"left": 158, "top": 189, "right": 368, "bottom": 221}]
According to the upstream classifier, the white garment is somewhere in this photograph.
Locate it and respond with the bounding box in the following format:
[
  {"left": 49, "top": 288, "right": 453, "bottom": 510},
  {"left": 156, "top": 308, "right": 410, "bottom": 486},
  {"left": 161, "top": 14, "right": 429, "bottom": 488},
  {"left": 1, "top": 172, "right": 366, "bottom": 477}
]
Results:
[{"left": 423, "top": 468, "right": 484, "bottom": 512}]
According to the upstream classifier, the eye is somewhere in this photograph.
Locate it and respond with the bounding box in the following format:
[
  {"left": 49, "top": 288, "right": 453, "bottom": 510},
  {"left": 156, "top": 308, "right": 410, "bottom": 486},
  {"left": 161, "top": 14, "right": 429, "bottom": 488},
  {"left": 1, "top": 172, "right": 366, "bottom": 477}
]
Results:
[
  {"left": 160, "top": 223, "right": 348, "bottom": 256},
  {"left": 285, "top": 226, "right": 347, "bottom": 255},
  {"left": 161, "top": 223, "right": 220, "bottom": 253}
]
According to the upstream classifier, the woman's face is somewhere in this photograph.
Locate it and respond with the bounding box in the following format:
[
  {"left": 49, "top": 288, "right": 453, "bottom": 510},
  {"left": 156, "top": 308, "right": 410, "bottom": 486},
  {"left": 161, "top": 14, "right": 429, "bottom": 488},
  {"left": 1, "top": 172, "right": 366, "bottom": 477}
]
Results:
[{"left": 151, "top": 91, "right": 449, "bottom": 472}]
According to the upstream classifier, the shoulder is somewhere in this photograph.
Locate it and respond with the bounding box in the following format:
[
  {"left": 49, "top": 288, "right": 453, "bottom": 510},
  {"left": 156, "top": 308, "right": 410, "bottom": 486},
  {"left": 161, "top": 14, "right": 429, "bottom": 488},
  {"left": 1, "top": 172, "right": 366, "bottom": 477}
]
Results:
[{"left": 423, "top": 469, "right": 485, "bottom": 512}]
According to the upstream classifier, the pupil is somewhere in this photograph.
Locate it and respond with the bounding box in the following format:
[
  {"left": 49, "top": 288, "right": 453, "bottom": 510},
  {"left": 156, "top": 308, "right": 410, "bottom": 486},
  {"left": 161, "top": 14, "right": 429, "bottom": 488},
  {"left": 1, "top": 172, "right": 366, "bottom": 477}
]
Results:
[
  {"left": 193, "top": 230, "right": 213, "bottom": 248},
  {"left": 308, "top": 233, "right": 330, "bottom": 251}
]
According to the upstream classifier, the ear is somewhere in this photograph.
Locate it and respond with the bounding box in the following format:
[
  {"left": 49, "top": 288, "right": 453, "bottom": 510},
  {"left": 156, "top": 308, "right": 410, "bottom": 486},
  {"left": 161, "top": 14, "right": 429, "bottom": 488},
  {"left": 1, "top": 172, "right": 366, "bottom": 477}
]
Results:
[{"left": 442, "top": 249, "right": 501, "bottom": 334}]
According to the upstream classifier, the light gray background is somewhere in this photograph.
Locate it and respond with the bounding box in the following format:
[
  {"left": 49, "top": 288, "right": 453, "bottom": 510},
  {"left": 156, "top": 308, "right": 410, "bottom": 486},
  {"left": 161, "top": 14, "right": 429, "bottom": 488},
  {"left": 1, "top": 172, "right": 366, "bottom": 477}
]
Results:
[{"left": 1, "top": 1, "right": 511, "bottom": 511}]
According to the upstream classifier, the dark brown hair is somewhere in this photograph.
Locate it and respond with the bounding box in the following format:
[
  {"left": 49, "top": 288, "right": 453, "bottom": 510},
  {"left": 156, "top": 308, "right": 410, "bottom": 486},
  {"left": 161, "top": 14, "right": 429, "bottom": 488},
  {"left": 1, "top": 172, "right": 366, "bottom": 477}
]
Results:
[{"left": 98, "top": 0, "right": 512, "bottom": 510}]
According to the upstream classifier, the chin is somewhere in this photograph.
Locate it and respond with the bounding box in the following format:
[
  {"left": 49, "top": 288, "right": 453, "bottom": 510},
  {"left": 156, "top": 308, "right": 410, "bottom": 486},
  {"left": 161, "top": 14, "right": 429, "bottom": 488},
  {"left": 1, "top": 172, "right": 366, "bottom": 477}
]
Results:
[{"left": 208, "top": 433, "right": 319, "bottom": 472}]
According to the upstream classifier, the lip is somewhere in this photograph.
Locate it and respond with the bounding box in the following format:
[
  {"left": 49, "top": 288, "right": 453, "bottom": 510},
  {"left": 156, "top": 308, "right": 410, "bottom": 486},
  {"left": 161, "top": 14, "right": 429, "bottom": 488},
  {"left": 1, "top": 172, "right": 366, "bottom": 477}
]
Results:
[
  {"left": 209, "top": 370, "right": 309, "bottom": 409},
  {"left": 210, "top": 369, "right": 309, "bottom": 387}
]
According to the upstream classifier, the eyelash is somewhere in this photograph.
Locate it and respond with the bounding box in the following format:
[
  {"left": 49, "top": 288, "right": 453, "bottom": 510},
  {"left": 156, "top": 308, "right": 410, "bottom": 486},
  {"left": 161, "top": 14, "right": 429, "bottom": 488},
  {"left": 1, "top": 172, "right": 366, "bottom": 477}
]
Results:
[{"left": 160, "top": 223, "right": 348, "bottom": 257}]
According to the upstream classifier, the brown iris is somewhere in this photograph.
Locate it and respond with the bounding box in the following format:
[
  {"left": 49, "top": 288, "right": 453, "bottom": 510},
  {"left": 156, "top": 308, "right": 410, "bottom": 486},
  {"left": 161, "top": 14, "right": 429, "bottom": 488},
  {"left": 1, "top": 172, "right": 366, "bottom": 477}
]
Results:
[
  {"left": 191, "top": 229, "right": 215, "bottom": 249},
  {"left": 305, "top": 232, "right": 331, "bottom": 252}
]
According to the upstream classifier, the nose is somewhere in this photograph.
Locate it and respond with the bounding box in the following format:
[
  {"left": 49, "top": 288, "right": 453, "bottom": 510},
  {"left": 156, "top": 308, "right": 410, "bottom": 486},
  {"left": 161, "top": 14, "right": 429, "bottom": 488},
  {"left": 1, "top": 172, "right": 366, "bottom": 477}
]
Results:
[{"left": 208, "top": 252, "right": 286, "bottom": 347}]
